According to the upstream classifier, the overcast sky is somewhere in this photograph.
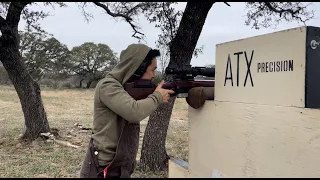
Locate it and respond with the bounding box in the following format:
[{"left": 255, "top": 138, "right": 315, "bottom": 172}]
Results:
[{"left": 18, "top": 2, "right": 320, "bottom": 67}]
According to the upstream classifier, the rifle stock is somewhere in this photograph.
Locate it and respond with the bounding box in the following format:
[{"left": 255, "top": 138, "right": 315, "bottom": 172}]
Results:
[
  {"left": 124, "top": 80, "right": 157, "bottom": 100},
  {"left": 124, "top": 79, "right": 215, "bottom": 100}
]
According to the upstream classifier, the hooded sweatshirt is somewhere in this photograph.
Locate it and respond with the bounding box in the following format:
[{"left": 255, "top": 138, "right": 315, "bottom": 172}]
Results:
[{"left": 91, "top": 44, "right": 163, "bottom": 165}]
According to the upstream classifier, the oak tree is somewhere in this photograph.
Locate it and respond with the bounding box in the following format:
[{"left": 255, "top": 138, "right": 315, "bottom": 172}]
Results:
[
  {"left": 19, "top": 31, "right": 71, "bottom": 81},
  {"left": 0, "top": 2, "right": 154, "bottom": 142},
  {"left": 0, "top": 2, "right": 67, "bottom": 142},
  {"left": 69, "top": 42, "right": 118, "bottom": 88}
]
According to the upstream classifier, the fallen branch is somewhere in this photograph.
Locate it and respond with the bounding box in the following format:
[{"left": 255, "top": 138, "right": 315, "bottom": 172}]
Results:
[
  {"left": 74, "top": 122, "right": 92, "bottom": 130},
  {"left": 54, "top": 139, "right": 80, "bottom": 149},
  {"left": 40, "top": 132, "right": 80, "bottom": 149}
]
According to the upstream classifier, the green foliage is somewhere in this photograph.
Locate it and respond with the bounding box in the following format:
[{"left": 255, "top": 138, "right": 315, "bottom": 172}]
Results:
[
  {"left": 19, "top": 31, "right": 50, "bottom": 81},
  {"left": 41, "top": 38, "right": 72, "bottom": 79},
  {"left": 70, "top": 42, "right": 119, "bottom": 83},
  {"left": 142, "top": 3, "right": 181, "bottom": 53},
  {"left": 19, "top": 31, "right": 71, "bottom": 81},
  {"left": 142, "top": 2, "right": 203, "bottom": 58},
  {"left": 19, "top": 31, "right": 119, "bottom": 85}
]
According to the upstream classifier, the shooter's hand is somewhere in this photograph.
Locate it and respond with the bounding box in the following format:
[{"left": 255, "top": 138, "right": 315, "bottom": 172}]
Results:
[{"left": 155, "top": 80, "right": 175, "bottom": 103}]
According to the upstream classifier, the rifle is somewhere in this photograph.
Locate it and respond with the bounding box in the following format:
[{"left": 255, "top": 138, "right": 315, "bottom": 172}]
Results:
[{"left": 124, "top": 65, "right": 215, "bottom": 108}]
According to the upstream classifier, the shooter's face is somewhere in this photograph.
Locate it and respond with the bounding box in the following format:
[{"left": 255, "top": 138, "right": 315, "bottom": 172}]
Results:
[{"left": 141, "top": 58, "right": 157, "bottom": 80}]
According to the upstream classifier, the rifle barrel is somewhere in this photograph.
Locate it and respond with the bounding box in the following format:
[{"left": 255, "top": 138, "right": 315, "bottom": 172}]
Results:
[
  {"left": 198, "top": 68, "right": 215, "bottom": 77},
  {"left": 165, "top": 66, "right": 215, "bottom": 78}
]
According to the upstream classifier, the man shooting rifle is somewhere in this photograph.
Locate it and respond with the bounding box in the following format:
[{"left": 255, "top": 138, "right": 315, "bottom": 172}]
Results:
[
  {"left": 80, "top": 44, "right": 174, "bottom": 178},
  {"left": 80, "top": 43, "right": 215, "bottom": 178}
]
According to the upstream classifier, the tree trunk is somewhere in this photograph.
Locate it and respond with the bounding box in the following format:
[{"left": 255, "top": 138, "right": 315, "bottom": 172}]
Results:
[
  {"left": 79, "top": 79, "right": 84, "bottom": 88},
  {"left": 86, "top": 80, "right": 94, "bottom": 89},
  {"left": 140, "top": 2, "right": 214, "bottom": 171},
  {"left": 86, "top": 80, "right": 92, "bottom": 89},
  {"left": 0, "top": 2, "right": 50, "bottom": 142},
  {"left": 140, "top": 96, "right": 176, "bottom": 171},
  {"left": 0, "top": 47, "right": 50, "bottom": 142}
]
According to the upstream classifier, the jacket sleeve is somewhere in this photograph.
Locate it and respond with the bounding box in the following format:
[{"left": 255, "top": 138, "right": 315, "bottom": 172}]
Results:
[{"left": 98, "top": 80, "right": 163, "bottom": 123}]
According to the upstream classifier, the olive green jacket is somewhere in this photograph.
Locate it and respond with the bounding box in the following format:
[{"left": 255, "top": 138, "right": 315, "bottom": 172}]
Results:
[{"left": 91, "top": 44, "right": 163, "bottom": 165}]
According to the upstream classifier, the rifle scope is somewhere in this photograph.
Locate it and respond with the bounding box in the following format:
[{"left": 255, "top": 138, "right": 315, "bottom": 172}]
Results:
[{"left": 165, "top": 65, "right": 215, "bottom": 78}]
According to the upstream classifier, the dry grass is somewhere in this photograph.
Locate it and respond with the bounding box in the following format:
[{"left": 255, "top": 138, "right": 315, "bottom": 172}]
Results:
[{"left": 0, "top": 85, "right": 189, "bottom": 178}]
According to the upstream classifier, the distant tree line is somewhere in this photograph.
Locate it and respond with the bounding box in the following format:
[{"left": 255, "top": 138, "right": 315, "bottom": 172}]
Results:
[
  {"left": 0, "top": 31, "right": 120, "bottom": 89},
  {"left": 0, "top": 29, "right": 209, "bottom": 88}
]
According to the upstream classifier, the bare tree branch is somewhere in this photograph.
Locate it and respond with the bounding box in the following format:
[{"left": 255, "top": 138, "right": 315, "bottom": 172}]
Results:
[
  {"left": 78, "top": 2, "right": 93, "bottom": 23},
  {"left": 265, "top": 2, "right": 298, "bottom": 14},
  {"left": 245, "top": 2, "right": 315, "bottom": 30},
  {"left": 93, "top": 2, "right": 145, "bottom": 40},
  {"left": 264, "top": 2, "right": 307, "bottom": 23},
  {"left": 117, "top": 2, "right": 146, "bottom": 17}
]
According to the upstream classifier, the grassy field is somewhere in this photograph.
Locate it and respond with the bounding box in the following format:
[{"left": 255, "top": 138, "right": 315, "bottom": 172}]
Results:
[{"left": 0, "top": 85, "right": 189, "bottom": 178}]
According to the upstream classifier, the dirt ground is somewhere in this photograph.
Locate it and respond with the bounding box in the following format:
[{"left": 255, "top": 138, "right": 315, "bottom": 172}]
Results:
[{"left": 0, "top": 85, "right": 189, "bottom": 178}]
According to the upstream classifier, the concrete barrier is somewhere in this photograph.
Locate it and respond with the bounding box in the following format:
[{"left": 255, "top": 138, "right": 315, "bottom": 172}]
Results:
[{"left": 169, "top": 26, "right": 320, "bottom": 178}]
